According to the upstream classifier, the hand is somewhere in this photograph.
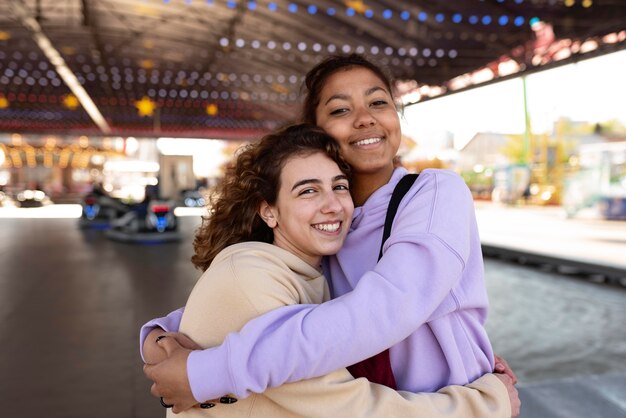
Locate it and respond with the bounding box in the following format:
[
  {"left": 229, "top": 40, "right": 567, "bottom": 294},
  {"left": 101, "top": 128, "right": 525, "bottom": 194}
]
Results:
[
  {"left": 143, "top": 328, "right": 168, "bottom": 365},
  {"left": 494, "top": 354, "right": 518, "bottom": 385},
  {"left": 494, "top": 373, "right": 521, "bottom": 418},
  {"left": 163, "top": 331, "right": 203, "bottom": 350},
  {"left": 144, "top": 329, "right": 202, "bottom": 365},
  {"left": 143, "top": 336, "right": 198, "bottom": 413}
]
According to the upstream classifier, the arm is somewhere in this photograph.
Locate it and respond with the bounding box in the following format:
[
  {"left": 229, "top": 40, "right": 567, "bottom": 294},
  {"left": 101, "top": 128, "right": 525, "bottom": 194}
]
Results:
[
  {"left": 187, "top": 172, "right": 477, "bottom": 401},
  {"left": 139, "top": 307, "right": 184, "bottom": 362},
  {"left": 147, "top": 336, "right": 518, "bottom": 417},
  {"left": 262, "top": 369, "right": 514, "bottom": 418},
  {"left": 143, "top": 329, "right": 202, "bottom": 365}
]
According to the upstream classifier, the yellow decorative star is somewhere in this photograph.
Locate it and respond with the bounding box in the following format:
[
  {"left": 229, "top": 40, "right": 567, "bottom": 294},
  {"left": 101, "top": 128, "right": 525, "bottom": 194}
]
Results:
[
  {"left": 61, "top": 46, "right": 76, "bottom": 55},
  {"left": 136, "top": 96, "right": 157, "bottom": 117},
  {"left": 63, "top": 94, "right": 80, "bottom": 110},
  {"left": 206, "top": 103, "right": 218, "bottom": 116},
  {"left": 271, "top": 83, "right": 289, "bottom": 94},
  {"left": 140, "top": 59, "right": 154, "bottom": 69},
  {"left": 0, "top": 95, "right": 8, "bottom": 109},
  {"left": 344, "top": 0, "right": 367, "bottom": 14}
]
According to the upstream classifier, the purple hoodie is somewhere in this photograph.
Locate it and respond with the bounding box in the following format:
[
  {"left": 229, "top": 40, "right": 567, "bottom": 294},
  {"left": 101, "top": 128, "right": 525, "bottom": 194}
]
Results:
[{"left": 140, "top": 168, "right": 494, "bottom": 402}]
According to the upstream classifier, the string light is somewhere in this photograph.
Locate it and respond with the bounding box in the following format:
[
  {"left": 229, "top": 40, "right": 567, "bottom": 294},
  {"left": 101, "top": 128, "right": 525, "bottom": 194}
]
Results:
[{"left": 0, "top": 0, "right": 585, "bottom": 134}]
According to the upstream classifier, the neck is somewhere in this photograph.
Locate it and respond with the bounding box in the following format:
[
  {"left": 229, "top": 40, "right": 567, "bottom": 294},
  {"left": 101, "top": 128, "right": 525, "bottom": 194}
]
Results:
[
  {"left": 305, "top": 257, "right": 323, "bottom": 273},
  {"left": 273, "top": 240, "right": 322, "bottom": 272},
  {"left": 350, "top": 165, "right": 395, "bottom": 207}
]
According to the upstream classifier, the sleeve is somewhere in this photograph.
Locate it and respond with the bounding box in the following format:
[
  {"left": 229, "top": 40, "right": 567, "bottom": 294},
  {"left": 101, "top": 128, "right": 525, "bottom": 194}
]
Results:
[
  {"left": 187, "top": 173, "right": 477, "bottom": 401},
  {"left": 138, "top": 307, "right": 184, "bottom": 362},
  {"left": 260, "top": 371, "right": 511, "bottom": 418}
]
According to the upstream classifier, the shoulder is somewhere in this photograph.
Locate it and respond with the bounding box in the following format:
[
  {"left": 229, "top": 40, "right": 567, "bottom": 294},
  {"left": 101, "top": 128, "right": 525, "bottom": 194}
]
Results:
[
  {"left": 415, "top": 169, "right": 469, "bottom": 191},
  {"left": 393, "top": 169, "right": 475, "bottom": 235},
  {"left": 214, "top": 242, "right": 295, "bottom": 280},
  {"left": 401, "top": 169, "right": 472, "bottom": 210},
  {"left": 211, "top": 242, "right": 309, "bottom": 308}
]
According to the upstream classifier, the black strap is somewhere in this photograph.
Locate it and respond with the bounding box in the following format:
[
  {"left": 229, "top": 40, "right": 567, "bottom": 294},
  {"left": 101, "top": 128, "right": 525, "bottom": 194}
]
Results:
[{"left": 378, "top": 174, "right": 419, "bottom": 260}]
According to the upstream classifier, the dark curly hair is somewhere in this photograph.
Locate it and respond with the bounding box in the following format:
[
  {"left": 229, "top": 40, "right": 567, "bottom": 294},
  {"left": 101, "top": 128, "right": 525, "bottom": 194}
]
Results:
[
  {"left": 191, "top": 123, "right": 351, "bottom": 271},
  {"left": 301, "top": 53, "right": 396, "bottom": 125}
]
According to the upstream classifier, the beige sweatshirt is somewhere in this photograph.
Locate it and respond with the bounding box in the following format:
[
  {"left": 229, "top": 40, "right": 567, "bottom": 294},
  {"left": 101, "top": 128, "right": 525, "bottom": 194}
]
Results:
[{"left": 169, "top": 242, "right": 510, "bottom": 418}]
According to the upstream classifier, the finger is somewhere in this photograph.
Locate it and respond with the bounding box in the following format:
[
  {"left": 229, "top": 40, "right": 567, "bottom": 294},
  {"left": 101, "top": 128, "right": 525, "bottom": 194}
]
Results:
[
  {"left": 172, "top": 401, "right": 196, "bottom": 414},
  {"left": 143, "top": 363, "right": 155, "bottom": 380},
  {"left": 499, "top": 373, "right": 512, "bottom": 385},
  {"left": 176, "top": 334, "right": 202, "bottom": 350},
  {"left": 160, "top": 397, "right": 174, "bottom": 409},
  {"left": 172, "top": 404, "right": 182, "bottom": 414},
  {"left": 495, "top": 356, "right": 518, "bottom": 384},
  {"left": 509, "top": 369, "right": 519, "bottom": 385},
  {"left": 503, "top": 366, "right": 518, "bottom": 385},
  {"left": 494, "top": 354, "right": 506, "bottom": 364},
  {"left": 150, "top": 382, "right": 161, "bottom": 397},
  {"left": 158, "top": 334, "right": 183, "bottom": 356},
  {"left": 494, "top": 355, "right": 506, "bottom": 371}
]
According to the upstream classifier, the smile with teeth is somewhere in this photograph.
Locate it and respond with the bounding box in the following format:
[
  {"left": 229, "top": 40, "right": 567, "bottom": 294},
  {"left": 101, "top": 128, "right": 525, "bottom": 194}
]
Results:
[
  {"left": 353, "top": 137, "right": 382, "bottom": 146},
  {"left": 312, "top": 222, "right": 341, "bottom": 232}
]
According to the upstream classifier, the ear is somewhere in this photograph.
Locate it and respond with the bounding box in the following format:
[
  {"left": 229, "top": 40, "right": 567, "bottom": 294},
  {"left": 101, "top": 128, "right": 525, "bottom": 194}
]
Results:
[{"left": 258, "top": 201, "right": 278, "bottom": 228}]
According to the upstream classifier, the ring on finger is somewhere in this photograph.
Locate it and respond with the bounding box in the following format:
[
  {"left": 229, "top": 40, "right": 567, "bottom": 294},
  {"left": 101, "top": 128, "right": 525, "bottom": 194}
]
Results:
[{"left": 160, "top": 397, "right": 174, "bottom": 408}]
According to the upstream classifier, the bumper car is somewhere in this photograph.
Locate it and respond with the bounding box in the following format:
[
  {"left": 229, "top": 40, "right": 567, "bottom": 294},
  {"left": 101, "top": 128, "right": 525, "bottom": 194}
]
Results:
[
  {"left": 78, "top": 193, "right": 129, "bottom": 229},
  {"left": 105, "top": 200, "right": 181, "bottom": 243},
  {"left": 15, "top": 190, "right": 52, "bottom": 208},
  {"left": 181, "top": 189, "right": 206, "bottom": 207}
]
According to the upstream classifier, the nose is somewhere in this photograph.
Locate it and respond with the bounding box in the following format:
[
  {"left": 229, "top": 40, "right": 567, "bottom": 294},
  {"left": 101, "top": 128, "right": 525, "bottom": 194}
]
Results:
[
  {"left": 353, "top": 106, "right": 376, "bottom": 128},
  {"left": 321, "top": 190, "right": 343, "bottom": 214}
]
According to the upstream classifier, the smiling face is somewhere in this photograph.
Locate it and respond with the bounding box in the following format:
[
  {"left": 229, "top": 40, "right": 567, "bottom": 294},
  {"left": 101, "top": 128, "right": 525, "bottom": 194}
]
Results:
[
  {"left": 259, "top": 151, "right": 354, "bottom": 268},
  {"left": 314, "top": 66, "right": 401, "bottom": 182}
]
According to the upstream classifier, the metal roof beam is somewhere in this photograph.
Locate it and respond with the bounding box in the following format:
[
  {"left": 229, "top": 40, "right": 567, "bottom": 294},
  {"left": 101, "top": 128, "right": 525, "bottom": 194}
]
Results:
[{"left": 9, "top": 0, "right": 112, "bottom": 134}]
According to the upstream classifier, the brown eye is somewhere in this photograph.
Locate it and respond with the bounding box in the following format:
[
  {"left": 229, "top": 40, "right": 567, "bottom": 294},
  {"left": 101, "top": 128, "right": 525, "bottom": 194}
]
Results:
[{"left": 330, "top": 108, "right": 349, "bottom": 116}]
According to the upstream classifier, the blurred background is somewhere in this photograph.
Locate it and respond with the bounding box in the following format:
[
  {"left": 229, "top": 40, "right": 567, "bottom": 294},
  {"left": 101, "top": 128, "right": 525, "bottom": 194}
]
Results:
[{"left": 0, "top": 1, "right": 625, "bottom": 417}]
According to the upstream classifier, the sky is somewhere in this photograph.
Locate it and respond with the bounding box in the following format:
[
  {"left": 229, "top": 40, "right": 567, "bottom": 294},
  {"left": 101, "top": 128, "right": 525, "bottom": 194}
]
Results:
[{"left": 401, "top": 49, "right": 626, "bottom": 150}]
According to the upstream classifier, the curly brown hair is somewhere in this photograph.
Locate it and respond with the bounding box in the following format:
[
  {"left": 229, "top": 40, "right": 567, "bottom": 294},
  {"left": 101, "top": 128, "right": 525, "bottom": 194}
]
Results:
[{"left": 191, "top": 123, "right": 351, "bottom": 271}]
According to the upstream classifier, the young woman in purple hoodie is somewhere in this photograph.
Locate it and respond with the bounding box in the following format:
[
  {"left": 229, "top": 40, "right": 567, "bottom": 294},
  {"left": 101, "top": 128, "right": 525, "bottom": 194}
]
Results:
[{"left": 142, "top": 54, "right": 520, "bottom": 416}]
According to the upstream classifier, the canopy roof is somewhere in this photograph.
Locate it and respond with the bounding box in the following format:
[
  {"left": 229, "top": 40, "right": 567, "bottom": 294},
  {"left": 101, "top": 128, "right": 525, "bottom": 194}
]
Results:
[{"left": 1, "top": 0, "right": 624, "bottom": 139}]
